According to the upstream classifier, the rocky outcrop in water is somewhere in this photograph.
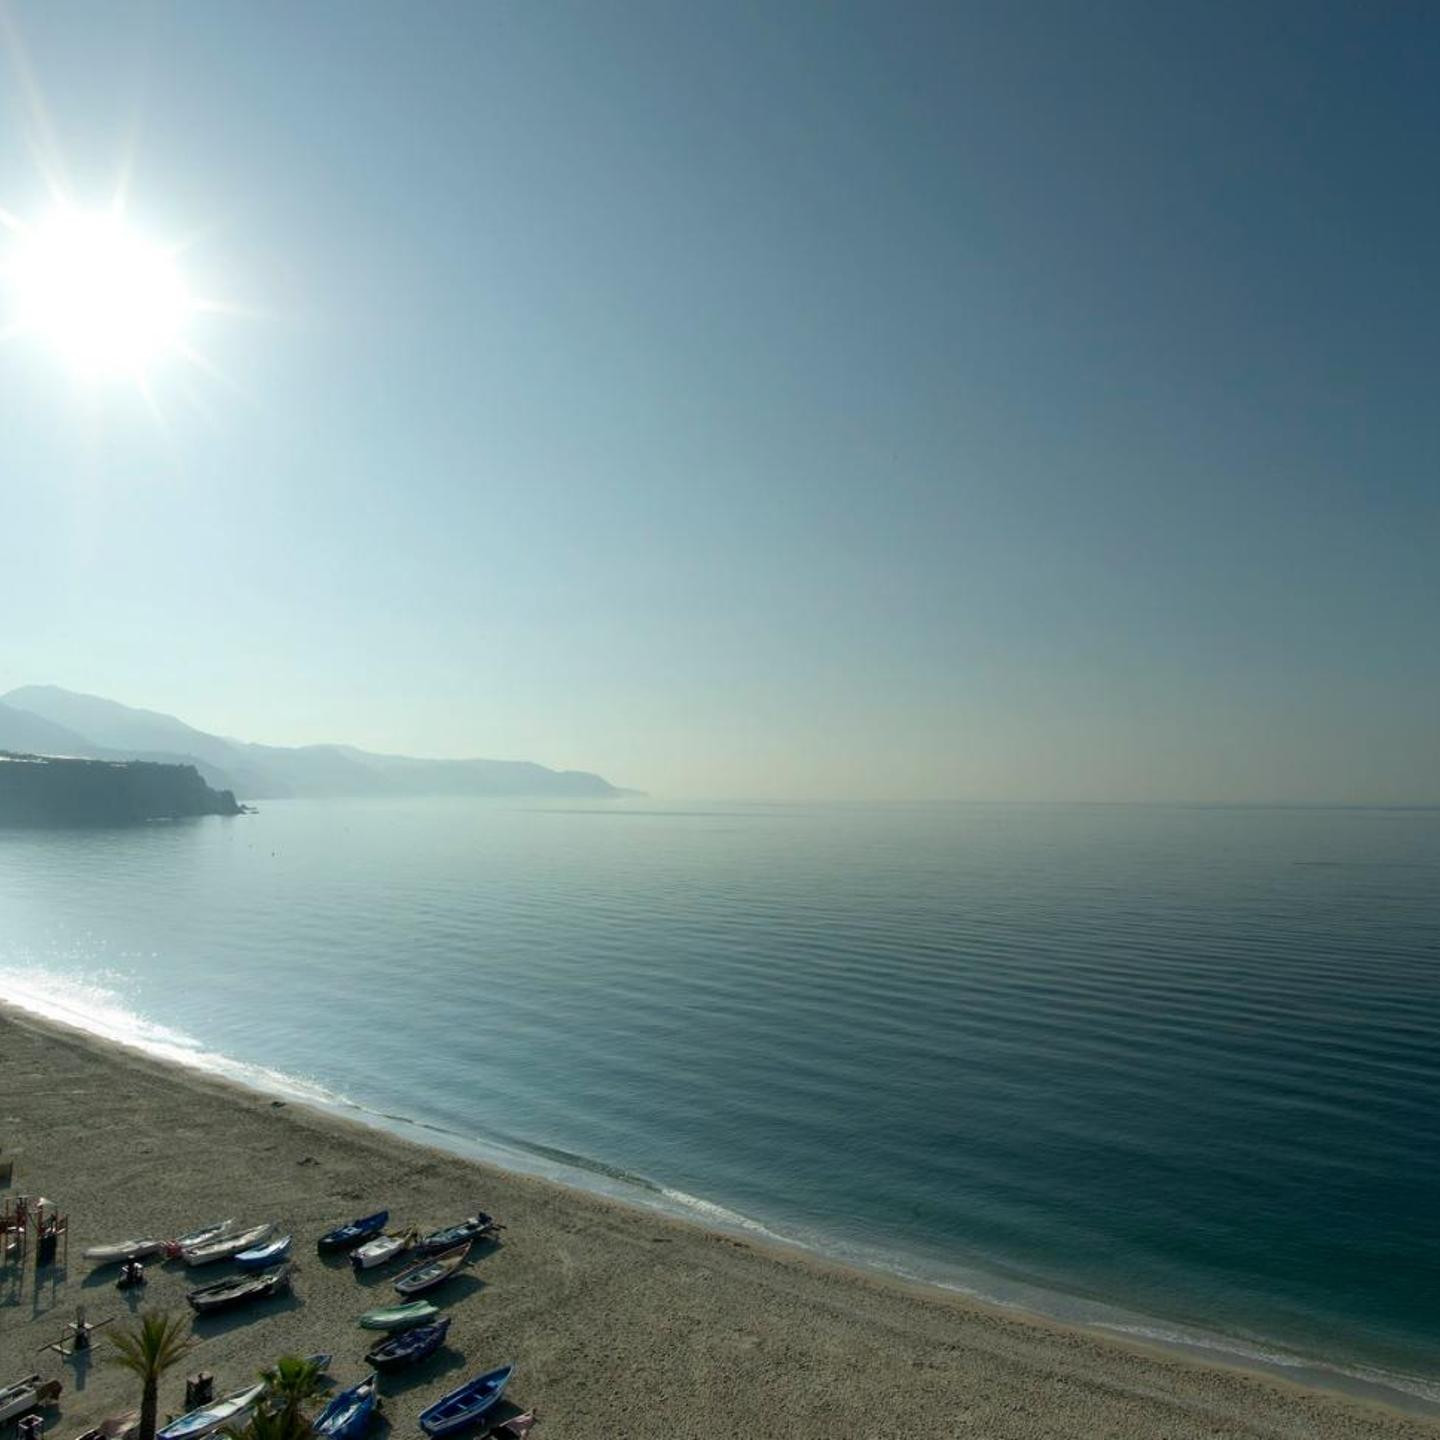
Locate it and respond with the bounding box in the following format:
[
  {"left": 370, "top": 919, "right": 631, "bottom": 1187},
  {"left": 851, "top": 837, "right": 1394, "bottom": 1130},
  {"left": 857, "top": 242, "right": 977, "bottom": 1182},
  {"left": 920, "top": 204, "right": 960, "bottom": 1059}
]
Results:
[{"left": 0, "top": 751, "right": 243, "bottom": 825}]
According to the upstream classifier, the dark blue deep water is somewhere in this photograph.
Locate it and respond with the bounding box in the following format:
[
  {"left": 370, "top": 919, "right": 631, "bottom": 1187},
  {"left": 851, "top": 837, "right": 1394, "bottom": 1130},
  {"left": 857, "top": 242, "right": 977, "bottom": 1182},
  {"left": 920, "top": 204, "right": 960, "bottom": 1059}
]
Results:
[{"left": 2, "top": 800, "right": 1437, "bottom": 1399}]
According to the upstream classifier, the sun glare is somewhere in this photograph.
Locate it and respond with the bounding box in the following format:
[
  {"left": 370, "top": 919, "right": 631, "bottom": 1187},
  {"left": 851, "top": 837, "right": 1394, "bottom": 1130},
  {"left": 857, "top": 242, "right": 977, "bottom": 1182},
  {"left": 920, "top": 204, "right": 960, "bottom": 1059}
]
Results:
[{"left": 5, "top": 209, "right": 193, "bottom": 378}]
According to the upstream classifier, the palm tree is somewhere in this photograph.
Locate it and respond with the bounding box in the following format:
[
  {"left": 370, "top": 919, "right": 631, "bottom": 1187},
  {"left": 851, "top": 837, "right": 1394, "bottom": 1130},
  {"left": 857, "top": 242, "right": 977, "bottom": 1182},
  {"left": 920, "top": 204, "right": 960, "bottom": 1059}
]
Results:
[
  {"left": 222, "top": 1408, "right": 313, "bottom": 1440},
  {"left": 108, "top": 1312, "right": 194, "bottom": 1440},
  {"left": 259, "top": 1354, "right": 328, "bottom": 1436}
]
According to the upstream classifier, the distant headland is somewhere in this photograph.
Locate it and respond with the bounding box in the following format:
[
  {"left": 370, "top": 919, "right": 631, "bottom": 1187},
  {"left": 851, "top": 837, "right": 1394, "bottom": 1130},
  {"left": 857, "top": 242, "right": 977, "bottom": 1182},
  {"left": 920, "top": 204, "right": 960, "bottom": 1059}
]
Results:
[
  {"left": 0, "top": 751, "right": 243, "bottom": 825},
  {"left": 0, "top": 685, "right": 629, "bottom": 803}
]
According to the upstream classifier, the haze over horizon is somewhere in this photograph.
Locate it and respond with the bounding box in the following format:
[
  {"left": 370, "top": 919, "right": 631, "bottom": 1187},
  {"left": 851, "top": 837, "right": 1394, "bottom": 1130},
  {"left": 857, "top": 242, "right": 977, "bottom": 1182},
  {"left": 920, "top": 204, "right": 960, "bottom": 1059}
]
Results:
[{"left": 3, "top": 3, "right": 1437, "bottom": 804}]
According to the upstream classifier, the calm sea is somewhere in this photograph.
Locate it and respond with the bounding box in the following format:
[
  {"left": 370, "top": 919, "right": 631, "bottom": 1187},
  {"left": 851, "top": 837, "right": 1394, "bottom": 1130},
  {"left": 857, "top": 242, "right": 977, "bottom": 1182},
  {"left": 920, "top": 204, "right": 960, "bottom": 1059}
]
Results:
[{"left": 2, "top": 800, "right": 1437, "bottom": 1404}]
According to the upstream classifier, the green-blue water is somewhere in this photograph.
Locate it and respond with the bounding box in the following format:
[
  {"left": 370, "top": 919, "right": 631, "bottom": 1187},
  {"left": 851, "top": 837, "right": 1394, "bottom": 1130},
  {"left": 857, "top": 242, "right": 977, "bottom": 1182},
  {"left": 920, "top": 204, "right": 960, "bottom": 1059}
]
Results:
[{"left": 1, "top": 799, "right": 1436, "bottom": 1404}]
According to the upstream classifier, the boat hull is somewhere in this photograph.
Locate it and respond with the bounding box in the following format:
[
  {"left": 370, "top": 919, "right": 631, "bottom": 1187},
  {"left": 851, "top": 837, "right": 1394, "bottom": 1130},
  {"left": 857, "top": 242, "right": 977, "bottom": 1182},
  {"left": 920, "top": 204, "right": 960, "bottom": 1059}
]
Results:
[
  {"left": 416, "top": 1214, "right": 497, "bottom": 1256},
  {"left": 235, "top": 1235, "right": 292, "bottom": 1271},
  {"left": 358, "top": 1300, "right": 438, "bottom": 1331},
  {"left": 364, "top": 1318, "right": 451, "bottom": 1370},
  {"left": 418, "top": 1365, "right": 513, "bottom": 1439},
  {"left": 182, "top": 1222, "right": 274, "bottom": 1266},
  {"left": 84, "top": 1240, "right": 164, "bottom": 1264},
  {"left": 187, "top": 1265, "right": 290, "bottom": 1314},
  {"left": 394, "top": 1242, "right": 468, "bottom": 1296},
  {"left": 313, "top": 1377, "right": 377, "bottom": 1440},
  {"left": 352, "top": 1232, "right": 413, "bottom": 1270},
  {"left": 318, "top": 1210, "right": 388, "bottom": 1252},
  {"left": 155, "top": 1384, "right": 265, "bottom": 1440}
]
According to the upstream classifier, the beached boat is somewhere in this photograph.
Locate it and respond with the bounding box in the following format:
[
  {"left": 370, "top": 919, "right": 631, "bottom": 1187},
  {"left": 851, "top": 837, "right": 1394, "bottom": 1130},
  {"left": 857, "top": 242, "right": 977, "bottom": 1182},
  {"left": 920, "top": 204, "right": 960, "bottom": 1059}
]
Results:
[
  {"left": 187, "top": 1264, "right": 290, "bottom": 1314},
  {"left": 235, "top": 1234, "right": 292, "bottom": 1271},
  {"left": 312, "top": 1375, "right": 377, "bottom": 1440},
  {"left": 357, "top": 1298, "right": 439, "bottom": 1331},
  {"left": 155, "top": 1383, "right": 265, "bottom": 1440},
  {"left": 83, "top": 1238, "right": 165, "bottom": 1264},
  {"left": 394, "top": 1242, "right": 468, "bottom": 1296},
  {"left": 318, "top": 1210, "right": 388, "bottom": 1252},
  {"left": 181, "top": 1221, "right": 274, "bottom": 1266},
  {"left": 71, "top": 1408, "right": 140, "bottom": 1440},
  {"left": 162, "top": 1219, "right": 238, "bottom": 1260},
  {"left": 364, "top": 1317, "right": 451, "bottom": 1370},
  {"left": 418, "top": 1366, "right": 514, "bottom": 1438},
  {"left": 175, "top": 1218, "right": 237, "bottom": 1249},
  {"left": 416, "top": 1213, "right": 498, "bottom": 1255},
  {"left": 1, "top": 1376, "right": 60, "bottom": 1425},
  {"left": 351, "top": 1229, "right": 415, "bottom": 1271}
]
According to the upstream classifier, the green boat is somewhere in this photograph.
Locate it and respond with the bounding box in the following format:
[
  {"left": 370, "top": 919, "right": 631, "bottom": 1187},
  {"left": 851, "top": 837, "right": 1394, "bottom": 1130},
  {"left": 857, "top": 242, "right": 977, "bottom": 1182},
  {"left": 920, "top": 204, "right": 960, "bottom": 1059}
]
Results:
[{"left": 358, "top": 1299, "right": 440, "bottom": 1331}]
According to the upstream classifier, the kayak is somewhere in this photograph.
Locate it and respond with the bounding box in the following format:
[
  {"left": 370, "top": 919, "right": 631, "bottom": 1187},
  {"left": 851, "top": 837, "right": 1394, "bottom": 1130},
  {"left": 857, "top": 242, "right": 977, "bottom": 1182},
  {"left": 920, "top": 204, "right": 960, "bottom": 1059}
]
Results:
[
  {"left": 182, "top": 1222, "right": 275, "bottom": 1266},
  {"left": 156, "top": 1383, "right": 265, "bottom": 1440},
  {"left": 175, "top": 1219, "right": 238, "bottom": 1249},
  {"left": 162, "top": 1219, "right": 238, "bottom": 1260},
  {"left": 418, "top": 1366, "right": 514, "bottom": 1438},
  {"left": 357, "top": 1299, "right": 439, "bottom": 1331},
  {"left": 84, "top": 1238, "right": 165, "bottom": 1264},
  {"left": 235, "top": 1234, "right": 292, "bottom": 1271}
]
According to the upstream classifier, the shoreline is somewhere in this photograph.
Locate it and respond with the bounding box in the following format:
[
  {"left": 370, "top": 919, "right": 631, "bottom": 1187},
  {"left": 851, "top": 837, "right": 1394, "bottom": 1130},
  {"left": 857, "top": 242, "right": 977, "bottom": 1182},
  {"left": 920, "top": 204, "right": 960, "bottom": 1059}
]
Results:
[
  {"left": 1, "top": 982, "right": 1435, "bottom": 1418},
  {"left": 1, "top": 1002, "right": 1436, "bottom": 1438}
]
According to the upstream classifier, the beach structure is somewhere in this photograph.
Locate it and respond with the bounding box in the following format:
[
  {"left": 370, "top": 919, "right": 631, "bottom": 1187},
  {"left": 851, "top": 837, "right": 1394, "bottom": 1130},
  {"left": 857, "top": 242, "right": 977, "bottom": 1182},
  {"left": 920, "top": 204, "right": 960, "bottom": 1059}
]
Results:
[
  {"left": 0, "top": 1196, "right": 27, "bottom": 1262},
  {"left": 40, "top": 1305, "right": 113, "bottom": 1357}
]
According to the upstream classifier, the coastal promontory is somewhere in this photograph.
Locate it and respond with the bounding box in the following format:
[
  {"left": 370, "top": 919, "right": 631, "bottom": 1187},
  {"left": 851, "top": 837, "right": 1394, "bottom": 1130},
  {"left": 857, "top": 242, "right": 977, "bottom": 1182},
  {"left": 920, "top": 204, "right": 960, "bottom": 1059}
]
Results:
[{"left": 0, "top": 751, "right": 243, "bottom": 824}]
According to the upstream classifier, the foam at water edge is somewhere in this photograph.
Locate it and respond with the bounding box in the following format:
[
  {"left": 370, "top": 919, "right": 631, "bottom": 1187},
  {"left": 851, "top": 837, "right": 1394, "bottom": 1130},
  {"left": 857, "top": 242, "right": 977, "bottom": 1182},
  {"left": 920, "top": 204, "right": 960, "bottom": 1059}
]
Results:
[
  {"left": 0, "top": 966, "right": 349, "bottom": 1110},
  {"left": 656, "top": 1187, "right": 793, "bottom": 1245}
]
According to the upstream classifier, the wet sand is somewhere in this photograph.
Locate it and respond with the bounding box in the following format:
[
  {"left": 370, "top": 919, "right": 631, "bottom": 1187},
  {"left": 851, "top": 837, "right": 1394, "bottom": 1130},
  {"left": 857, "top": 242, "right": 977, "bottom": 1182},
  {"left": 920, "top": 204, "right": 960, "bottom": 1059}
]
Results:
[{"left": 0, "top": 1005, "right": 1433, "bottom": 1439}]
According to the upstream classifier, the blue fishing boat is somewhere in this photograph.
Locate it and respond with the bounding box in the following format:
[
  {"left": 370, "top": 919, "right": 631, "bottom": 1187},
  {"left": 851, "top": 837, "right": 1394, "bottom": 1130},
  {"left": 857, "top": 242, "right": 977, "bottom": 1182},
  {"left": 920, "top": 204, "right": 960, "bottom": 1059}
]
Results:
[
  {"left": 418, "top": 1365, "right": 514, "bottom": 1438},
  {"left": 235, "top": 1234, "right": 292, "bottom": 1271},
  {"left": 317, "top": 1210, "right": 388, "bottom": 1252},
  {"left": 313, "top": 1375, "right": 377, "bottom": 1440},
  {"left": 364, "top": 1317, "right": 451, "bottom": 1370}
]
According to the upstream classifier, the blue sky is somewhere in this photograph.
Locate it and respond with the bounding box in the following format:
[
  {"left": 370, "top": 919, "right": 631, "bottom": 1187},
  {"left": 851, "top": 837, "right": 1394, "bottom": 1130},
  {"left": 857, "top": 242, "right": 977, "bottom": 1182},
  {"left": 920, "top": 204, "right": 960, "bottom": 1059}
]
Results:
[{"left": 1, "top": 1, "right": 1436, "bottom": 801}]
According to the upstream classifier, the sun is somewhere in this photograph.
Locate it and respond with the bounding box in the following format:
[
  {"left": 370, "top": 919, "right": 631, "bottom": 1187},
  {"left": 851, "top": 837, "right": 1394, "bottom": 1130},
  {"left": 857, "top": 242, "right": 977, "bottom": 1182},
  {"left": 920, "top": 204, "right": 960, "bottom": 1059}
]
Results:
[{"left": 4, "top": 207, "right": 194, "bottom": 378}]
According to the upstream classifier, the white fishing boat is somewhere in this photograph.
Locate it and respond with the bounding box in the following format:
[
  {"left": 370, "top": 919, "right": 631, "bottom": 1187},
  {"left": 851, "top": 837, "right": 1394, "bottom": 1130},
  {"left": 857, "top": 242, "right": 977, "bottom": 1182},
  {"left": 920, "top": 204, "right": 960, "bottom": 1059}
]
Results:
[
  {"left": 162, "top": 1219, "right": 239, "bottom": 1259},
  {"left": 181, "top": 1221, "right": 274, "bottom": 1266},
  {"left": 351, "top": 1229, "right": 416, "bottom": 1271},
  {"left": 0, "top": 1376, "right": 60, "bottom": 1425},
  {"left": 154, "top": 1383, "right": 265, "bottom": 1440},
  {"left": 84, "top": 1238, "right": 166, "bottom": 1264}
]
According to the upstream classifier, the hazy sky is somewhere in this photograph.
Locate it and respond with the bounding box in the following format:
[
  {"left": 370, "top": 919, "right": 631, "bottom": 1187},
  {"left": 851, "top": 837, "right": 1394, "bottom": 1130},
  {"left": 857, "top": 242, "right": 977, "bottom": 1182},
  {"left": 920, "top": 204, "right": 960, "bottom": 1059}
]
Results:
[{"left": 1, "top": 2, "right": 1437, "bottom": 802}]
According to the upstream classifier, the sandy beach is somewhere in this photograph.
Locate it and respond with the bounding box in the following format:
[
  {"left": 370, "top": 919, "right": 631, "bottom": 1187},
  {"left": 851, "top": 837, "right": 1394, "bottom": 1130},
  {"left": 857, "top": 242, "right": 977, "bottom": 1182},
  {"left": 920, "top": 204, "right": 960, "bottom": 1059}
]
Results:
[{"left": 0, "top": 1005, "right": 1433, "bottom": 1440}]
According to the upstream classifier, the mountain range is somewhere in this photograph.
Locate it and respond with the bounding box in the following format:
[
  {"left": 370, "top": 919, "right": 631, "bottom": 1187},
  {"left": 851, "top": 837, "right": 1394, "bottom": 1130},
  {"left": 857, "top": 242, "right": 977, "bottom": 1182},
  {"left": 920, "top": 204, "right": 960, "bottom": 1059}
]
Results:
[{"left": 0, "top": 686, "right": 623, "bottom": 801}]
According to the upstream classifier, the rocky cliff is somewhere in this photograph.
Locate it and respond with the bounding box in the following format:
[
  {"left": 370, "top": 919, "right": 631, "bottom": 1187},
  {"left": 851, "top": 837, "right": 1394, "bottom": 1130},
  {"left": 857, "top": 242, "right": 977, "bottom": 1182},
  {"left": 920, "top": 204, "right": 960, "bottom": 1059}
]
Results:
[{"left": 0, "top": 752, "right": 244, "bottom": 825}]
